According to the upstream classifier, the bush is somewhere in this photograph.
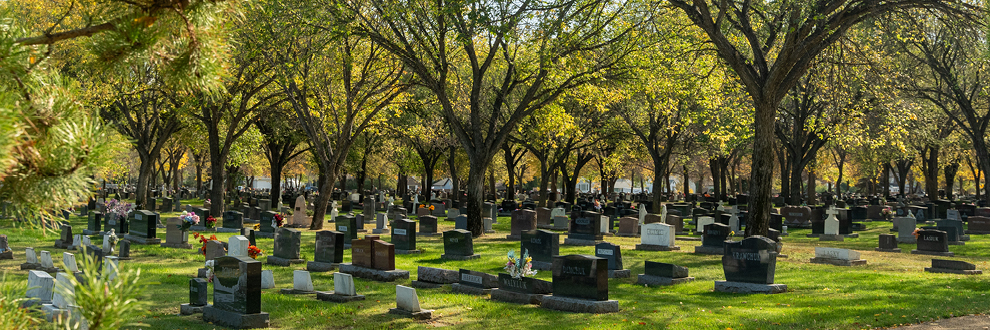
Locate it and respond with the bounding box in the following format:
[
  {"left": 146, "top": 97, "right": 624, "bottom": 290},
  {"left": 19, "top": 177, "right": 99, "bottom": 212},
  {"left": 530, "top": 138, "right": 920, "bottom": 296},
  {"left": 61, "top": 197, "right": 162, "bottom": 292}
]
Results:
[{"left": 55, "top": 246, "right": 150, "bottom": 330}]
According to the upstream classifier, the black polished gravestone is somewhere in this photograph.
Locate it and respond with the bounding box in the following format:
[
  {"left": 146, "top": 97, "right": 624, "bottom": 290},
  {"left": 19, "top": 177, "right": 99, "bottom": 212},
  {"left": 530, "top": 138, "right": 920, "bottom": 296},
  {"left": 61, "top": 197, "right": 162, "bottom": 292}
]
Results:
[
  {"left": 307, "top": 230, "right": 344, "bottom": 272},
  {"left": 565, "top": 211, "right": 602, "bottom": 245},
  {"left": 716, "top": 236, "right": 786, "bottom": 294},
  {"left": 876, "top": 234, "right": 901, "bottom": 253},
  {"left": 912, "top": 229, "right": 953, "bottom": 256},
  {"left": 391, "top": 219, "right": 419, "bottom": 253},
  {"left": 418, "top": 215, "right": 438, "bottom": 236},
  {"left": 180, "top": 277, "right": 209, "bottom": 315},
  {"left": 268, "top": 228, "right": 304, "bottom": 266},
  {"left": 221, "top": 211, "right": 243, "bottom": 232},
  {"left": 636, "top": 261, "right": 695, "bottom": 286},
  {"left": 595, "top": 242, "right": 630, "bottom": 278},
  {"left": 549, "top": 255, "right": 610, "bottom": 301},
  {"left": 86, "top": 211, "right": 102, "bottom": 234},
  {"left": 258, "top": 211, "right": 277, "bottom": 238},
  {"left": 203, "top": 255, "right": 269, "bottom": 329},
  {"left": 336, "top": 215, "right": 358, "bottom": 246},
  {"left": 123, "top": 210, "right": 160, "bottom": 245},
  {"left": 442, "top": 229, "right": 479, "bottom": 260},
  {"left": 240, "top": 228, "right": 257, "bottom": 247},
  {"left": 54, "top": 224, "right": 73, "bottom": 249},
  {"left": 521, "top": 229, "right": 559, "bottom": 271},
  {"left": 695, "top": 223, "right": 731, "bottom": 255}
]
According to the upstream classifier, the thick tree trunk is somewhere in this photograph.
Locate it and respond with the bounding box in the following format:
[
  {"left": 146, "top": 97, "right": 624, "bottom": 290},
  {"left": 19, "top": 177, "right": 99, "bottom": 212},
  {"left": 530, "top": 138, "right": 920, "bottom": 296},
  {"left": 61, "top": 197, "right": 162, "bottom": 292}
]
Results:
[
  {"left": 746, "top": 99, "right": 775, "bottom": 237},
  {"left": 311, "top": 177, "right": 334, "bottom": 230},
  {"left": 807, "top": 168, "right": 817, "bottom": 205},
  {"left": 789, "top": 164, "right": 803, "bottom": 206},
  {"left": 683, "top": 165, "right": 689, "bottom": 195},
  {"left": 922, "top": 147, "right": 940, "bottom": 199},
  {"left": 449, "top": 146, "right": 459, "bottom": 198},
  {"left": 944, "top": 161, "right": 959, "bottom": 199},
  {"left": 135, "top": 155, "right": 153, "bottom": 208},
  {"left": 709, "top": 158, "right": 721, "bottom": 201},
  {"left": 882, "top": 163, "right": 891, "bottom": 198},
  {"left": 777, "top": 146, "right": 790, "bottom": 203}
]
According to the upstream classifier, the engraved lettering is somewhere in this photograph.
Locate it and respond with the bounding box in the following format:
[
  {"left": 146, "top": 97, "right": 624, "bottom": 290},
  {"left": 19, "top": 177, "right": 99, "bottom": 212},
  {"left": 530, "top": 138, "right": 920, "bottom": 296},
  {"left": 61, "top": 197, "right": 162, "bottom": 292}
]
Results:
[
  {"left": 731, "top": 252, "right": 762, "bottom": 261},
  {"left": 449, "top": 238, "right": 459, "bottom": 243},
  {"left": 394, "top": 229, "right": 407, "bottom": 235},
  {"left": 461, "top": 273, "right": 483, "bottom": 284},
  {"left": 561, "top": 266, "right": 587, "bottom": 276},
  {"left": 597, "top": 248, "right": 613, "bottom": 255},
  {"left": 530, "top": 238, "right": 542, "bottom": 244}
]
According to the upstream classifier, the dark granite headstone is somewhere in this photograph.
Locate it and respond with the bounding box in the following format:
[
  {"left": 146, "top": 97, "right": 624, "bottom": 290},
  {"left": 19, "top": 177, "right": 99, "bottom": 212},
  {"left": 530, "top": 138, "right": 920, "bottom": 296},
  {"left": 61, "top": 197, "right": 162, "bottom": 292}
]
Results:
[
  {"left": 594, "top": 242, "right": 623, "bottom": 270},
  {"left": 131, "top": 210, "right": 158, "bottom": 239},
  {"left": 968, "top": 216, "right": 990, "bottom": 233},
  {"left": 118, "top": 240, "right": 131, "bottom": 258},
  {"left": 459, "top": 269, "right": 496, "bottom": 289},
  {"left": 878, "top": 234, "right": 898, "bottom": 250},
  {"left": 511, "top": 209, "right": 537, "bottom": 237},
  {"left": 190, "top": 278, "right": 209, "bottom": 306},
  {"left": 351, "top": 238, "right": 373, "bottom": 268},
  {"left": 551, "top": 255, "right": 608, "bottom": 301},
  {"left": 644, "top": 261, "right": 689, "bottom": 278},
  {"left": 721, "top": 236, "right": 778, "bottom": 284},
  {"left": 223, "top": 211, "right": 243, "bottom": 230},
  {"left": 88, "top": 211, "right": 102, "bottom": 232},
  {"left": 442, "top": 229, "right": 475, "bottom": 257},
  {"left": 314, "top": 231, "right": 344, "bottom": 264},
  {"left": 419, "top": 215, "right": 438, "bottom": 234},
  {"left": 212, "top": 255, "right": 262, "bottom": 314},
  {"left": 336, "top": 215, "right": 357, "bottom": 245},
  {"left": 702, "top": 223, "right": 731, "bottom": 248},
  {"left": 260, "top": 211, "right": 277, "bottom": 234},
  {"left": 392, "top": 219, "right": 417, "bottom": 251},
  {"left": 916, "top": 230, "right": 948, "bottom": 253},
  {"left": 273, "top": 228, "right": 301, "bottom": 260},
  {"left": 521, "top": 229, "right": 559, "bottom": 264},
  {"left": 569, "top": 211, "right": 602, "bottom": 241}
]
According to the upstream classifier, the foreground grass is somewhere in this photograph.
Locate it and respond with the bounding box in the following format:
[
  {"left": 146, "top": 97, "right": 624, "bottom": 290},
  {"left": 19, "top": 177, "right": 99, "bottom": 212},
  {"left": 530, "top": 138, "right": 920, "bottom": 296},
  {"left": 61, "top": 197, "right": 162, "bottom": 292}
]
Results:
[{"left": 2, "top": 201, "right": 990, "bottom": 329}]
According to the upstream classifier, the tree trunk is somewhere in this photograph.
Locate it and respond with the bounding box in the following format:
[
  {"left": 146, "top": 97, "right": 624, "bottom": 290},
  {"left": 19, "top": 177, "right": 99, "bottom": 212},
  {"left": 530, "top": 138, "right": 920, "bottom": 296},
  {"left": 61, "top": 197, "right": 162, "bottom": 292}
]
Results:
[
  {"left": 135, "top": 154, "right": 154, "bottom": 208},
  {"left": 807, "top": 167, "right": 817, "bottom": 205},
  {"left": 683, "top": 165, "right": 690, "bottom": 195},
  {"left": 922, "top": 147, "right": 940, "bottom": 199},
  {"left": 465, "top": 163, "right": 486, "bottom": 237},
  {"left": 449, "top": 146, "right": 459, "bottom": 199},
  {"left": 777, "top": 145, "right": 790, "bottom": 203},
  {"left": 944, "top": 161, "right": 959, "bottom": 199},
  {"left": 746, "top": 99, "right": 775, "bottom": 237},
  {"left": 882, "top": 163, "right": 891, "bottom": 198},
  {"left": 709, "top": 158, "right": 721, "bottom": 201}
]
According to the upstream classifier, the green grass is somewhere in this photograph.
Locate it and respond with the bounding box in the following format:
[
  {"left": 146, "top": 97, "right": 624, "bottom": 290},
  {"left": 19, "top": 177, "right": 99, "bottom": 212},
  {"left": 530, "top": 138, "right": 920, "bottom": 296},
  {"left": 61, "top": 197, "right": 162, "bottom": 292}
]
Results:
[{"left": 3, "top": 201, "right": 990, "bottom": 329}]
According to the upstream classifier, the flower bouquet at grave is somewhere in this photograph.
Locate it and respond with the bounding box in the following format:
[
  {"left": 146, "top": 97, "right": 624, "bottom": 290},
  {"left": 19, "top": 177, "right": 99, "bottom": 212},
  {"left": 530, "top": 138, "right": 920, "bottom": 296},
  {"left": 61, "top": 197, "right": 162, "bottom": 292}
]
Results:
[
  {"left": 253, "top": 223, "right": 260, "bottom": 230},
  {"left": 105, "top": 199, "right": 134, "bottom": 220},
  {"left": 248, "top": 245, "right": 264, "bottom": 259},
  {"left": 204, "top": 260, "right": 215, "bottom": 282},
  {"left": 178, "top": 212, "right": 200, "bottom": 230},
  {"left": 193, "top": 232, "right": 220, "bottom": 256},
  {"left": 204, "top": 215, "right": 217, "bottom": 229},
  {"left": 912, "top": 228, "right": 920, "bottom": 239},
  {"left": 504, "top": 250, "right": 537, "bottom": 279},
  {"left": 274, "top": 213, "right": 286, "bottom": 227},
  {"left": 882, "top": 208, "right": 893, "bottom": 221}
]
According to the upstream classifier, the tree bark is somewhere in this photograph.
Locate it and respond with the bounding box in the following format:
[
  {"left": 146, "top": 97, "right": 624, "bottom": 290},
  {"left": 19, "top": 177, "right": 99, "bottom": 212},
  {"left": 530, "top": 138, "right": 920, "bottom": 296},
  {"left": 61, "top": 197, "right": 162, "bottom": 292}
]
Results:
[{"left": 746, "top": 99, "right": 776, "bottom": 237}]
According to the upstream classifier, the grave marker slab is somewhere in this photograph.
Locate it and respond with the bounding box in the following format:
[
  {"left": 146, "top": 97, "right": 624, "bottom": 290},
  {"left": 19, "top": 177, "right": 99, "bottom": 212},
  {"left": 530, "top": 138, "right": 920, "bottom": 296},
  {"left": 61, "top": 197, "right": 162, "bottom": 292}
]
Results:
[
  {"left": 442, "top": 229, "right": 479, "bottom": 260},
  {"left": 540, "top": 254, "right": 618, "bottom": 314},
  {"left": 911, "top": 229, "right": 953, "bottom": 256},
  {"left": 203, "top": 255, "right": 269, "bottom": 329},
  {"left": 715, "top": 236, "right": 786, "bottom": 294},
  {"left": 636, "top": 261, "right": 694, "bottom": 286},
  {"left": 810, "top": 247, "right": 867, "bottom": 266}
]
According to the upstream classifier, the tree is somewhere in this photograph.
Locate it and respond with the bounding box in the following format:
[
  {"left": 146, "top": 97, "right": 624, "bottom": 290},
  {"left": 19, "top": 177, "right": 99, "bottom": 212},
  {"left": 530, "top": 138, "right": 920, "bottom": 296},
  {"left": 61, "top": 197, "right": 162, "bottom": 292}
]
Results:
[
  {"left": 349, "top": 0, "right": 640, "bottom": 236},
  {"left": 256, "top": 104, "right": 309, "bottom": 208},
  {"left": 666, "top": 0, "right": 973, "bottom": 236}
]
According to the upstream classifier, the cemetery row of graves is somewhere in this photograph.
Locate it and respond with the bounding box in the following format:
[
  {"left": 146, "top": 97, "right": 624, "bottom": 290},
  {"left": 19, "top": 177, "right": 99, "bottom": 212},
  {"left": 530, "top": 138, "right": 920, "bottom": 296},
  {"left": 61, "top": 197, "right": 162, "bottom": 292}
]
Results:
[{"left": 3, "top": 191, "right": 990, "bottom": 329}]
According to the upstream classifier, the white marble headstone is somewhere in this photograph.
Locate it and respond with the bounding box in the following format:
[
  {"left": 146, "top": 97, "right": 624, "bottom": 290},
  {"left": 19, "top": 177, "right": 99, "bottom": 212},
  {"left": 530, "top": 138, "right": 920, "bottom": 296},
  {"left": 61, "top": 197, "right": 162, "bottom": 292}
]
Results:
[
  {"left": 71, "top": 234, "right": 81, "bottom": 250},
  {"left": 334, "top": 272, "right": 356, "bottom": 296},
  {"left": 261, "top": 270, "right": 275, "bottom": 289},
  {"left": 600, "top": 216, "right": 609, "bottom": 234},
  {"left": 227, "top": 236, "right": 249, "bottom": 257},
  {"left": 293, "top": 270, "right": 314, "bottom": 292},
  {"left": 696, "top": 216, "right": 715, "bottom": 234},
  {"left": 728, "top": 207, "right": 740, "bottom": 232},
  {"left": 550, "top": 208, "right": 565, "bottom": 219},
  {"left": 52, "top": 272, "right": 75, "bottom": 309},
  {"left": 40, "top": 250, "right": 54, "bottom": 269},
  {"left": 824, "top": 207, "right": 840, "bottom": 235},
  {"left": 62, "top": 252, "right": 79, "bottom": 273},
  {"left": 660, "top": 204, "right": 668, "bottom": 224},
  {"left": 104, "top": 256, "right": 119, "bottom": 281},
  {"left": 377, "top": 213, "right": 389, "bottom": 230},
  {"left": 81, "top": 236, "right": 91, "bottom": 246},
  {"left": 641, "top": 222, "right": 675, "bottom": 247},
  {"left": 25, "top": 247, "right": 37, "bottom": 264},
  {"left": 638, "top": 205, "right": 647, "bottom": 224},
  {"left": 815, "top": 247, "right": 860, "bottom": 261},
  {"left": 26, "top": 270, "right": 54, "bottom": 303},
  {"left": 395, "top": 285, "right": 421, "bottom": 312}
]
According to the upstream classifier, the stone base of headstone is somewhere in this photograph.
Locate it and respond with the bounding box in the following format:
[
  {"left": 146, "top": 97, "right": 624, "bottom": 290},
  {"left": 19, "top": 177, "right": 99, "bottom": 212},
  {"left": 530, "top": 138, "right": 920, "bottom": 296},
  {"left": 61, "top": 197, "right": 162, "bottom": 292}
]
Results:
[
  {"left": 82, "top": 230, "right": 103, "bottom": 235},
  {"left": 37, "top": 266, "right": 60, "bottom": 274},
  {"left": 160, "top": 242, "right": 193, "bottom": 249},
  {"left": 388, "top": 308, "right": 433, "bottom": 320},
  {"left": 607, "top": 269, "right": 631, "bottom": 278},
  {"left": 536, "top": 224, "right": 555, "bottom": 230},
  {"left": 562, "top": 238, "right": 601, "bottom": 246},
  {"left": 40, "top": 304, "right": 68, "bottom": 322},
  {"left": 54, "top": 240, "right": 71, "bottom": 249},
  {"left": 396, "top": 249, "right": 422, "bottom": 255},
  {"left": 372, "top": 228, "right": 388, "bottom": 234},
  {"left": 441, "top": 254, "right": 480, "bottom": 261},
  {"left": 805, "top": 234, "right": 821, "bottom": 238},
  {"left": 255, "top": 231, "right": 275, "bottom": 239},
  {"left": 244, "top": 218, "right": 260, "bottom": 224},
  {"left": 316, "top": 291, "right": 366, "bottom": 302},
  {"left": 897, "top": 237, "right": 917, "bottom": 244},
  {"left": 675, "top": 236, "right": 701, "bottom": 241},
  {"left": 485, "top": 229, "right": 496, "bottom": 234},
  {"left": 965, "top": 230, "right": 990, "bottom": 235},
  {"left": 417, "top": 232, "right": 441, "bottom": 237},
  {"left": 819, "top": 234, "right": 844, "bottom": 242},
  {"left": 451, "top": 283, "right": 491, "bottom": 295},
  {"left": 0, "top": 251, "right": 12, "bottom": 259},
  {"left": 339, "top": 263, "right": 410, "bottom": 282},
  {"left": 197, "top": 268, "right": 209, "bottom": 278},
  {"left": 911, "top": 250, "right": 954, "bottom": 256},
  {"left": 279, "top": 288, "right": 316, "bottom": 295},
  {"left": 615, "top": 233, "right": 639, "bottom": 238},
  {"left": 506, "top": 234, "right": 521, "bottom": 240},
  {"left": 122, "top": 234, "right": 161, "bottom": 245},
  {"left": 960, "top": 234, "right": 971, "bottom": 241},
  {"left": 634, "top": 244, "right": 680, "bottom": 251},
  {"left": 925, "top": 267, "right": 982, "bottom": 275},
  {"left": 266, "top": 256, "right": 305, "bottom": 266},
  {"left": 490, "top": 289, "right": 546, "bottom": 305},
  {"left": 948, "top": 241, "right": 965, "bottom": 246},
  {"left": 845, "top": 233, "right": 860, "bottom": 238},
  {"left": 636, "top": 274, "right": 694, "bottom": 286},
  {"left": 202, "top": 306, "right": 270, "bottom": 329},
  {"left": 409, "top": 281, "right": 445, "bottom": 289},
  {"left": 117, "top": 255, "right": 132, "bottom": 261},
  {"left": 874, "top": 247, "right": 902, "bottom": 253},
  {"left": 188, "top": 226, "right": 215, "bottom": 232},
  {"left": 693, "top": 246, "right": 724, "bottom": 255},
  {"left": 714, "top": 281, "right": 787, "bottom": 294},
  {"left": 180, "top": 303, "right": 208, "bottom": 315},
  {"left": 531, "top": 261, "right": 553, "bottom": 271},
  {"left": 810, "top": 257, "right": 867, "bottom": 266},
  {"left": 306, "top": 261, "right": 338, "bottom": 272},
  {"left": 540, "top": 295, "right": 619, "bottom": 314},
  {"left": 216, "top": 227, "right": 241, "bottom": 233}
]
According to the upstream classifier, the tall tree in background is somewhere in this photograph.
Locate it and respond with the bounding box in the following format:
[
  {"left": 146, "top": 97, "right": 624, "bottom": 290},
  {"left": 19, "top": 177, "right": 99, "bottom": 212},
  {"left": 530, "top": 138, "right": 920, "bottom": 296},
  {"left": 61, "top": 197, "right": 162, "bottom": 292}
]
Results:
[
  {"left": 350, "top": 0, "right": 641, "bottom": 236},
  {"left": 666, "top": 0, "right": 973, "bottom": 236},
  {"left": 256, "top": 105, "right": 309, "bottom": 208}
]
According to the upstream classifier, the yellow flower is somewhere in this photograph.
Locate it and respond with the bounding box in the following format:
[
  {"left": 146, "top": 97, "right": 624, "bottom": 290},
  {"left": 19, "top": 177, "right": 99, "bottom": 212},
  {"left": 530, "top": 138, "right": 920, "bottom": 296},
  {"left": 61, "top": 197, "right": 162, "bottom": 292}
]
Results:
[{"left": 526, "top": 257, "right": 532, "bottom": 263}]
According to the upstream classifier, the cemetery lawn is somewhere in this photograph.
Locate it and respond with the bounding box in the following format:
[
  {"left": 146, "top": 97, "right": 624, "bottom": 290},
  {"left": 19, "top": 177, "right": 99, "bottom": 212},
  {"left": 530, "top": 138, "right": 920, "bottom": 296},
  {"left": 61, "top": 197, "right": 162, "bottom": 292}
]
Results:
[{"left": 3, "top": 203, "right": 990, "bottom": 330}]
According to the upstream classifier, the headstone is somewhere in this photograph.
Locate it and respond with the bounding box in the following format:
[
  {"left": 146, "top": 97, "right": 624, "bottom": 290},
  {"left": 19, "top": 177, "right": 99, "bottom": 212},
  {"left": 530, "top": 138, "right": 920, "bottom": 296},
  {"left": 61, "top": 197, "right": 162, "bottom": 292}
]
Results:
[
  {"left": 163, "top": 217, "right": 191, "bottom": 248},
  {"left": 967, "top": 216, "right": 990, "bottom": 234},
  {"left": 291, "top": 270, "right": 315, "bottom": 292},
  {"left": 509, "top": 209, "right": 537, "bottom": 239},
  {"left": 26, "top": 270, "right": 55, "bottom": 306},
  {"left": 391, "top": 285, "right": 433, "bottom": 319},
  {"left": 594, "top": 242, "right": 624, "bottom": 271},
  {"left": 876, "top": 234, "right": 900, "bottom": 252},
  {"left": 925, "top": 259, "right": 982, "bottom": 275},
  {"left": 372, "top": 240, "right": 396, "bottom": 271},
  {"left": 336, "top": 215, "right": 358, "bottom": 245},
  {"left": 716, "top": 236, "right": 785, "bottom": 293},
  {"left": 351, "top": 237, "right": 373, "bottom": 268},
  {"left": 87, "top": 211, "right": 102, "bottom": 234},
  {"left": 696, "top": 216, "right": 715, "bottom": 234},
  {"left": 567, "top": 211, "right": 602, "bottom": 243},
  {"left": 617, "top": 216, "right": 638, "bottom": 237},
  {"left": 205, "top": 240, "right": 226, "bottom": 261},
  {"left": 205, "top": 255, "right": 268, "bottom": 328},
  {"left": 521, "top": 229, "right": 559, "bottom": 270},
  {"left": 312, "top": 230, "right": 344, "bottom": 265},
  {"left": 223, "top": 211, "right": 244, "bottom": 231},
  {"left": 550, "top": 254, "right": 609, "bottom": 301},
  {"left": 261, "top": 270, "right": 275, "bottom": 289},
  {"left": 696, "top": 223, "right": 730, "bottom": 255},
  {"left": 271, "top": 228, "right": 302, "bottom": 262},
  {"left": 454, "top": 215, "right": 468, "bottom": 230},
  {"left": 442, "top": 229, "right": 477, "bottom": 260},
  {"left": 637, "top": 261, "right": 694, "bottom": 286},
  {"left": 810, "top": 247, "right": 867, "bottom": 266},
  {"left": 911, "top": 229, "right": 952, "bottom": 256},
  {"left": 117, "top": 240, "right": 131, "bottom": 259},
  {"left": 62, "top": 252, "right": 79, "bottom": 273},
  {"left": 228, "top": 235, "right": 250, "bottom": 258},
  {"left": 637, "top": 222, "right": 677, "bottom": 251},
  {"left": 895, "top": 217, "right": 917, "bottom": 243},
  {"left": 334, "top": 272, "right": 357, "bottom": 296},
  {"left": 391, "top": 219, "right": 417, "bottom": 252},
  {"left": 418, "top": 215, "right": 438, "bottom": 235}
]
